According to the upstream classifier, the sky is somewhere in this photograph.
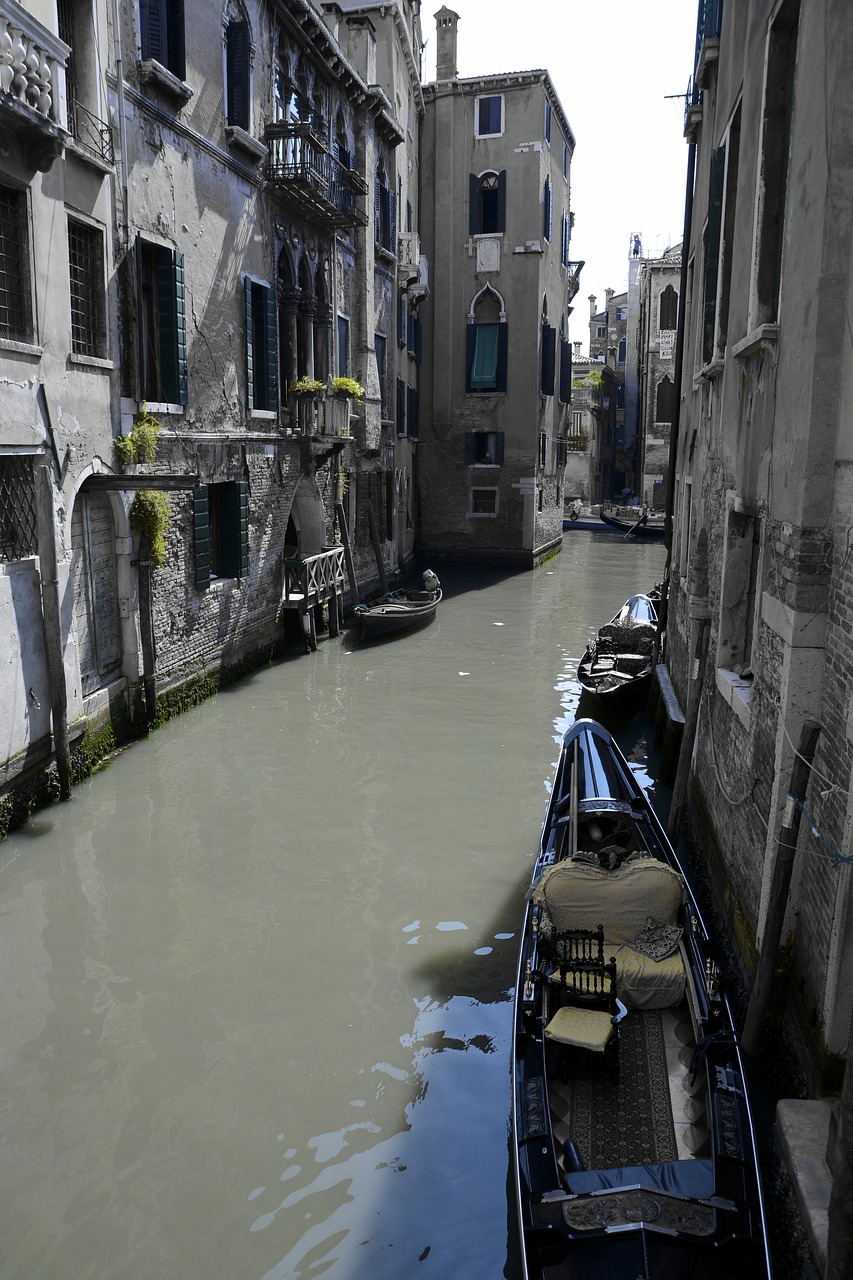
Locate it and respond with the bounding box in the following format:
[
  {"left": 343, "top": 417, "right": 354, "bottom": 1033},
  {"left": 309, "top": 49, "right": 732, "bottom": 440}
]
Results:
[{"left": 420, "top": 0, "right": 697, "bottom": 347}]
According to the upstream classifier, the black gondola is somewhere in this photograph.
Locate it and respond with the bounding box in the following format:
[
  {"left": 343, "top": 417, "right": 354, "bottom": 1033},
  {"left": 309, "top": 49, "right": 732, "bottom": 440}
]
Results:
[
  {"left": 599, "top": 506, "right": 667, "bottom": 539},
  {"left": 577, "top": 593, "right": 658, "bottom": 702},
  {"left": 511, "top": 718, "right": 772, "bottom": 1280},
  {"left": 353, "top": 571, "right": 442, "bottom": 638}
]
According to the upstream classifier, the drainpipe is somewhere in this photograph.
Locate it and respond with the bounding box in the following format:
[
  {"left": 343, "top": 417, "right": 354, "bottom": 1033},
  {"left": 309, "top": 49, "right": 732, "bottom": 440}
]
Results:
[
  {"left": 34, "top": 463, "right": 72, "bottom": 799},
  {"left": 110, "top": 0, "right": 129, "bottom": 239}
]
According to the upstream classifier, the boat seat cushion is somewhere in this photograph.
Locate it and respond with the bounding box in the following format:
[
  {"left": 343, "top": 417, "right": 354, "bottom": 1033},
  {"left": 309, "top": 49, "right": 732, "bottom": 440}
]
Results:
[
  {"left": 544, "top": 1005, "right": 614, "bottom": 1053},
  {"left": 533, "top": 857, "right": 686, "bottom": 1010}
]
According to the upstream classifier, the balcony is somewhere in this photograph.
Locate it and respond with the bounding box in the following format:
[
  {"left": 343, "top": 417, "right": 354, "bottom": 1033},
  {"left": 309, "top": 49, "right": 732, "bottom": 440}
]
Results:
[
  {"left": 264, "top": 122, "right": 368, "bottom": 229},
  {"left": 68, "top": 96, "right": 113, "bottom": 166},
  {"left": 0, "top": 0, "right": 69, "bottom": 170}
]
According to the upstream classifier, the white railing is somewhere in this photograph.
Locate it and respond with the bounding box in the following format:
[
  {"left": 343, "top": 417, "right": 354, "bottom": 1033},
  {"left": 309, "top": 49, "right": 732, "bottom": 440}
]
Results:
[
  {"left": 282, "top": 547, "right": 346, "bottom": 604},
  {"left": 0, "top": 2, "right": 69, "bottom": 129}
]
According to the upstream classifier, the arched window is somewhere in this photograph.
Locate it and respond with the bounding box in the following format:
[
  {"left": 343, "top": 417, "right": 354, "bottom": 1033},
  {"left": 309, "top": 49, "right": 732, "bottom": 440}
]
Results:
[
  {"left": 469, "top": 170, "right": 506, "bottom": 235},
  {"left": 617, "top": 336, "right": 627, "bottom": 363},
  {"left": 225, "top": 12, "right": 251, "bottom": 130},
  {"left": 467, "top": 287, "right": 508, "bottom": 393},
  {"left": 543, "top": 178, "right": 552, "bottom": 241},
  {"left": 656, "top": 375, "right": 676, "bottom": 423},
  {"left": 375, "top": 158, "right": 394, "bottom": 251},
  {"left": 659, "top": 284, "right": 678, "bottom": 330}
]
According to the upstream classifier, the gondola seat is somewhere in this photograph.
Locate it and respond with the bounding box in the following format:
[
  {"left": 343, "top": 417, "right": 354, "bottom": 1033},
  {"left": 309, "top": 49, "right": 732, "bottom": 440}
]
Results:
[{"left": 533, "top": 857, "right": 686, "bottom": 1010}]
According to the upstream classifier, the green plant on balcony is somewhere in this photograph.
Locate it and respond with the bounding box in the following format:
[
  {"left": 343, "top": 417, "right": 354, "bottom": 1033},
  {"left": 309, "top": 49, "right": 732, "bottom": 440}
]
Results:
[
  {"left": 114, "top": 406, "right": 162, "bottom": 469},
  {"left": 130, "top": 490, "right": 171, "bottom": 568},
  {"left": 291, "top": 376, "right": 325, "bottom": 398},
  {"left": 566, "top": 428, "right": 590, "bottom": 452},
  {"left": 331, "top": 376, "right": 365, "bottom": 403},
  {"left": 572, "top": 370, "right": 603, "bottom": 390}
]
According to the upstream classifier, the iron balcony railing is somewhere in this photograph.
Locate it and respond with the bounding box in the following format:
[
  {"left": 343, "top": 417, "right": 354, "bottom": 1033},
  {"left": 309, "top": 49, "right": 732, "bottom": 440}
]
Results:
[
  {"left": 68, "top": 97, "right": 114, "bottom": 164},
  {"left": 264, "top": 122, "right": 368, "bottom": 228},
  {"left": 695, "top": 0, "right": 723, "bottom": 60}
]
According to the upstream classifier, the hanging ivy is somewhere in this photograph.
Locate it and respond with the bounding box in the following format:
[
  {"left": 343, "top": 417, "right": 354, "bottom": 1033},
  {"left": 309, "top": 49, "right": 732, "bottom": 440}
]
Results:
[
  {"left": 114, "top": 407, "right": 162, "bottom": 469},
  {"left": 130, "top": 490, "right": 171, "bottom": 567}
]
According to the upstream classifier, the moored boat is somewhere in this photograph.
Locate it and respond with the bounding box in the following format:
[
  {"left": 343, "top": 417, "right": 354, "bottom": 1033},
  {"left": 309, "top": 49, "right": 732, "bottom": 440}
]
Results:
[
  {"left": 577, "top": 593, "right": 658, "bottom": 702},
  {"left": 599, "top": 505, "right": 667, "bottom": 539},
  {"left": 353, "top": 570, "right": 442, "bottom": 638},
  {"left": 511, "top": 718, "right": 772, "bottom": 1280}
]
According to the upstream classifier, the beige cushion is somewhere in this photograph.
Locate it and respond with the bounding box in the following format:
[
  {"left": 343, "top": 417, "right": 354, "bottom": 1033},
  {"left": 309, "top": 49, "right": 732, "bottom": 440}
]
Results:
[
  {"left": 533, "top": 857, "right": 685, "bottom": 944},
  {"left": 610, "top": 943, "right": 685, "bottom": 1010},
  {"left": 545, "top": 1005, "right": 614, "bottom": 1052}
]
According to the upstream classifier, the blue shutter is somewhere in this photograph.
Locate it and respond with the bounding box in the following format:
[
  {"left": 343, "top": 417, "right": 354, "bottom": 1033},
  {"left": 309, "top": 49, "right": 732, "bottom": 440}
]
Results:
[
  {"left": 559, "top": 337, "right": 572, "bottom": 403},
  {"left": 264, "top": 285, "right": 277, "bottom": 409},
  {"left": 413, "top": 314, "right": 421, "bottom": 364},
  {"left": 244, "top": 276, "right": 254, "bottom": 410},
  {"left": 140, "top": 0, "right": 164, "bottom": 62},
  {"left": 167, "top": 0, "right": 186, "bottom": 81},
  {"left": 407, "top": 386, "right": 419, "bottom": 439},
  {"left": 540, "top": 324, "right": 556, "bottom": 395},
  {"left": 194, "top": 486, "right": 210, "bottom": 590},
  {"left": 397, "top": 294, "right": 406, "bottom": 344},
  {"left": 495, "top": 323, "right": 508, "bottom": 393},
  {"left": 543, "top": 180, "right": 552, "bottom": 242},
  {"left": 226, "top": 21, "right": 250, "bottom": 130},
  {"left": 496, "top": 170, "right": 506, "bottom": 232},
  {"left": 396, "top": 377, "right": 406, "bottom": 435},
  {"left": 469, "top": 173, "right": 479, "bottom": 235}
]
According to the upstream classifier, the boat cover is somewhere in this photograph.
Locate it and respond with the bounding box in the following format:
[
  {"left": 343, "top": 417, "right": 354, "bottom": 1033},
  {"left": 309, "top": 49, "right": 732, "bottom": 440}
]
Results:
[{"left": 565, "top": 1157, "right": 714, "bottom": 1198}]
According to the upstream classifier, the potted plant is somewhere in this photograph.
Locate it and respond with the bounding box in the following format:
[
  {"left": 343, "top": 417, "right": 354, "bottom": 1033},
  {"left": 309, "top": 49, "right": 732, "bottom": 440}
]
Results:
[
  {"left": 325, "top": 377, "right": 365, "bottom": 436},
  {"left": 331, "top": 376, "right": 365, "bottom": 403},
  {"left": 291, "top": 376, "right": 325, "bottom": 398},
  {"left": 290, "top": 377, "right": 325, "bottom": 433}
]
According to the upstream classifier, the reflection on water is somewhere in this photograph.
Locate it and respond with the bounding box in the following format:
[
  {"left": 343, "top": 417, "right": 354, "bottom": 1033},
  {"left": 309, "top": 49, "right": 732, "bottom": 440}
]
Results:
[{"left": 0, "top": 536, "right": 665, "bottom": 1280}]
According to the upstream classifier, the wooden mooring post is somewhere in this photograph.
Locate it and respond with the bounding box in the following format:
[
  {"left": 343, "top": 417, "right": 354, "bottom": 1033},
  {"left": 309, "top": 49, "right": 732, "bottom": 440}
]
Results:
[{"left": 34, "top": 464, "right": 71, "bottom": 800}]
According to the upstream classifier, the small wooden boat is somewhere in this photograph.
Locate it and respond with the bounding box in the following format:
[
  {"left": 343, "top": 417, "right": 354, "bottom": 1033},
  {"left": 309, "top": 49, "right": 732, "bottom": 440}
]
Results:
[
  {"left": 353, "top": 571, "right": 442, "bottom": 638},
  {"left": 600, "top": 506, "right": 666, "bottom": 539},
  {"left": 512, "top": 718, "right": 772, "bottom": 1280},
  {"left": 577, "top": 593, "right": 658, "bottom": 702}
]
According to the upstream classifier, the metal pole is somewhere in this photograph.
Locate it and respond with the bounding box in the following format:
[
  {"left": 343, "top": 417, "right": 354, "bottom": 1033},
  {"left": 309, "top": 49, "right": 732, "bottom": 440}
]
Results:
[{"left": 741, "top": 721, "right": 821, "bottom": 1057}]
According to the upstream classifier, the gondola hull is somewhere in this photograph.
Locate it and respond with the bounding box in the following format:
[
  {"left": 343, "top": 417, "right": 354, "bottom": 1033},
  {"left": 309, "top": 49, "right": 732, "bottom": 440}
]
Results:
[
  {"left": 511, "top": 719, "right": 771, "bottom": 1280},
  {"left": 599, "top": 507, "right": 666, "bottom": 538},
  {"left": 354, "top": 587, "right": 441, "bottom": 637},
  {"left": 576, "top": 592, "right": 657, "bottom": 701}
]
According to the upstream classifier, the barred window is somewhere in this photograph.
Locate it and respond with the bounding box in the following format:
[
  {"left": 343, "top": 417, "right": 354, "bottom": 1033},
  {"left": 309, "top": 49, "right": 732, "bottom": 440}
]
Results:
[
  {"left": 0, "top": 185, "right": 32, "bottom": 342},
  {"left": 0, "top": 456, "right": 38, "bottom": 563},
  {"left": 68, "top": 218, "right": 106, "bottom": 357}
]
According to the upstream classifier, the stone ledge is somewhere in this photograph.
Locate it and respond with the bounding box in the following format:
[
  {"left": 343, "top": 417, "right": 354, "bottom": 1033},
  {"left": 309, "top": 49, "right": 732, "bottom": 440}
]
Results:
[{"left": 776, "top": 1098, "right": 833, "bottom": 1273}]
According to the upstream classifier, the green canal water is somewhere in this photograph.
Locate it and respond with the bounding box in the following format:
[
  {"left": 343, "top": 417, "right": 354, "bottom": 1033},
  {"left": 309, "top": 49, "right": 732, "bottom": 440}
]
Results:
[{"left": 0, "top": 534, "right": 666, "bottom": 1280}]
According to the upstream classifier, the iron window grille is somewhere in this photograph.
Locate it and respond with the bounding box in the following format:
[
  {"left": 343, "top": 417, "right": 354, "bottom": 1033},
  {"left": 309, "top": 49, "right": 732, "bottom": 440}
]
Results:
[
  {"left": 68, "top": 218, "right": 106, "bottom": 357},
  {"left": 0, "top": 185, "right": 32, "bottom": 342},
  {"left": 0, "top": 456, "right": 38, "bottom": 562}
]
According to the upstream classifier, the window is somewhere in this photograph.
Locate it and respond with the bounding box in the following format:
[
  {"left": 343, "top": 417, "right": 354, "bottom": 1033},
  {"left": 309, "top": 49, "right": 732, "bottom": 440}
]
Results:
[
  {"left": 0, "top": 456, "right": 37, "bottom": 562},
  {"left": 540, "top": 322, "right": 556, "bottom": 395},
  {"left": 375, "top": 333, "right": 386, "bottom": 413},
  {"left": 470, "top": 488, "right": 497, "bottom": 515},
  {"left": 702, "top": 145, "right": 726, "bottom": 364},
  {"left": 396, "top": 377, "right": 406, "bottom": 435},
  {"left": 68, "top": 218, "right": 106, "bottom": 358},
  {"left": 469, "top": 171, "right": 506, "bottom": 235},
  {"left": 558, "top": 330, "right": 572, "bottom": 403},
  {"left": 659, "top": 285, "right": 678, "bottom": 331},
  {"left": 244, "top": 278, "right": 276, "bottom": 411},
  {"left": 544, "top": 100, "right": 551, "bottom": 143},
  {"left": 0, "top": 184, "right": 31, "bottom": 342},
  {"left": 753, "top": 0, "right": 799, "bottom": 326},
  {"left": 716, "top": 104, "right": 741, "bottom": 354},
  {"left": 543, "top": 178, "right": 552, "bottom": 241},
  {"left": 225, "top": 20, "right": 250, "bottom": 130},
  {"left": 138, "top": 238, "right": 187, "bottom": 404},
  {"left": 467, "top": 322, "right": 508, "bottom": 393},
  {"left": 194, "top": 481, "right": 249, "bottom": 588},
  {"left": 617, "top": 336, "right": 626, "bottom": 363},
  {"left": 397, "top": 293, "right": 406, "bottom": 345},
  {"left": 140, "top": 0, "right": 186, "bottom": 81},
  {"left": 375, "top": 161, "right": 395, "bottom": 252},
  {"left": 465, "top": 431, "right": 504, "bottom": 465},
  {"left": 406, "top": 385, "right": 419, "bottom": 439},
  {"left": 337, "top": 315, "right": 349, "bottom": 376},
  {"left": 476, "top": 95, "right": 502, "bottom": 137},
  {"left": 572, "top": 412, "right": 583, "bottom": 432},
  {"left": 656, "top": 375, "right": 675, "bottom": 423},
  {"left": 596, "top": 324, "right": 606, "bottom": 338}
]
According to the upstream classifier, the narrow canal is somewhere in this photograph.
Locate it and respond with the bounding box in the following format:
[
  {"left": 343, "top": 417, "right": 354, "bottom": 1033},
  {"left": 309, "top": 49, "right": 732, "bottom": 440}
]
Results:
[{"left": 0, "top": 534, "right": 666, "bottom": 1280}]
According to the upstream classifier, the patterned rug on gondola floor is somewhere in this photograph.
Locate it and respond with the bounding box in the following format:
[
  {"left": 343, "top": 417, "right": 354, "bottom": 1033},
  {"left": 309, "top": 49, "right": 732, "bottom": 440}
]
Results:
[{"left": 548, "top": 1008, "right": 678, "bottom": 1170}]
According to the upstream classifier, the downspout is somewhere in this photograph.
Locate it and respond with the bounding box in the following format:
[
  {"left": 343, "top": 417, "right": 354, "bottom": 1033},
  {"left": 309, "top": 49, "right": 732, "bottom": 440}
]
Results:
[{"left": 111, "top": 0, "right": 129, "bottom": 239}]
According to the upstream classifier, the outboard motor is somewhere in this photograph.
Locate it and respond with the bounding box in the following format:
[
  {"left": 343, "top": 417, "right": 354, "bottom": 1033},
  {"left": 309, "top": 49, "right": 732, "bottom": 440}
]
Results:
[{"left": 422, "top": 569, "right": 440, "bottom": 594}]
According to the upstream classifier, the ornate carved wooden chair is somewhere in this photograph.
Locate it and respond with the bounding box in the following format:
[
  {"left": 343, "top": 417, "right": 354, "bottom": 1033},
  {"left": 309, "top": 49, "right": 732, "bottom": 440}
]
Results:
[{"left": 542, "top": 926, "right": 625, "bottom": 1082}]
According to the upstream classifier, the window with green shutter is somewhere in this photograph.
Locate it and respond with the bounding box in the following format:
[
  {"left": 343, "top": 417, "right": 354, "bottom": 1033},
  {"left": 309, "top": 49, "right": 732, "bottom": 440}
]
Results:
[
  {"left": 194, "top": 481, "right": 249, "bottom": 589},
  {"left": 140, "top": 0, "right": 186, "bottom": 81},
  {"left": 138, "top": 238, "right": 187, "bottom": 405},
  {"left": 245, "top": 277, "right": 277, "bottom": 411},
  {"left": 226, "top": 20, "right": 250, "bottom": 130}
]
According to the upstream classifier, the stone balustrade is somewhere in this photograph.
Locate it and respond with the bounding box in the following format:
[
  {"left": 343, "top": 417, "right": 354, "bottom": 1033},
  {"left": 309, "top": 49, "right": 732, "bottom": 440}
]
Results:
[{"left": 0, "top": 1, "right": 68, "bottom": 131}]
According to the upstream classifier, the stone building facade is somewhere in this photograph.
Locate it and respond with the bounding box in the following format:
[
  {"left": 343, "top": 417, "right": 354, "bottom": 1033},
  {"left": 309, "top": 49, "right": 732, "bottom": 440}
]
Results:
[
  {"left": 666, "top": 0, "right": 853, "bottom": 1092},
  {"left": 588, "top": 287, "right": 629, "bottom": 499},
  {"left": 0, "top": 0, "right": 427, "bottom": 804},
  {"left": 634, "top": 243, "right": 681, "bottom": 510},
  {"left": 416, "top": 8, "right": 582, "bottom": 565}
]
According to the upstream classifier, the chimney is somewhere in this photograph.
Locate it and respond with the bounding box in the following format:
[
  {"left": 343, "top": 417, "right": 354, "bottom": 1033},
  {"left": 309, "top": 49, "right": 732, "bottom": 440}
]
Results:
[
  {"left": 588, "top": 294, "right": 597, "bottom": 318},
  {"left": 573, "top": 341, "right": 581, "bottom": 359},
  {"left": 435, "top": 6, "right": 459, "bottom": 80},
  {"left": 605, "top": 287, "right": 614, "bottom": 308}
]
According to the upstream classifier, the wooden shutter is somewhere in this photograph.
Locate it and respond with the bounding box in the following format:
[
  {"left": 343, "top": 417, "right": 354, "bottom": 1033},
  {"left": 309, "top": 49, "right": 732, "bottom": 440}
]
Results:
[
  {"left": 703, "top": 145, "right": 726, "bottom": 363},
  {"left": 469, "top": 173, "right": 479, "bottom": 235},
  {"left": 140, "top": 0, "right": 163, "bottom": 62},
  {"left": 496, "top": 170, "right": 506, "bottom": 232},
  {"left": 238, "top": 479, "right": 249, "bottom": 576},
  {"left": 413, "top": 314, "right": 421, "bottom": 364},
  {"left": 194, "top": 486, "right": 210, "bottom": 590},
  {"left": 156, "top": 246, "right": 178, "bottom": 402},
  {"left": 135, "top": 235, "right": 145, "bottom": 399},
  {"left": 220, "top": 481, "right": 249, "bottom": 579},
  {"left": 407, "top": 385, "right": 419, "bottom": 439},
  {"left": 264, "top": 285, "right": 277, "bottom": 409},
  {"left": 559, "top": 337, "right": 572, "bottom": 403},
  {"left": 495, "top": 323, "right": 508, "bottom": 393},
  {"left": 397, "top": 294, "right": 406, "bottom": 344},
  {"left": 226, "top": 22, "right": 250, "bottom": 130},
  {"left": 540, "top": 324, "right": 556, "bottom": 395},
  {"left": 167, "top": 0, "right": 186, "bottom": 81},
  {"left": 494, "top": 431, "right": 504, "bottom": 463},
  {"left": 464, "top": 432, "right": 475, "bottom": 464},
  {"left": 244, "top": 276, "right": 254, "bottom": 410},
  {"left": 396, "top": 377, "right": 406, "bottom": 435},
  {"left": 174, "top": 249, "right": 187, "bottom": 404}
]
